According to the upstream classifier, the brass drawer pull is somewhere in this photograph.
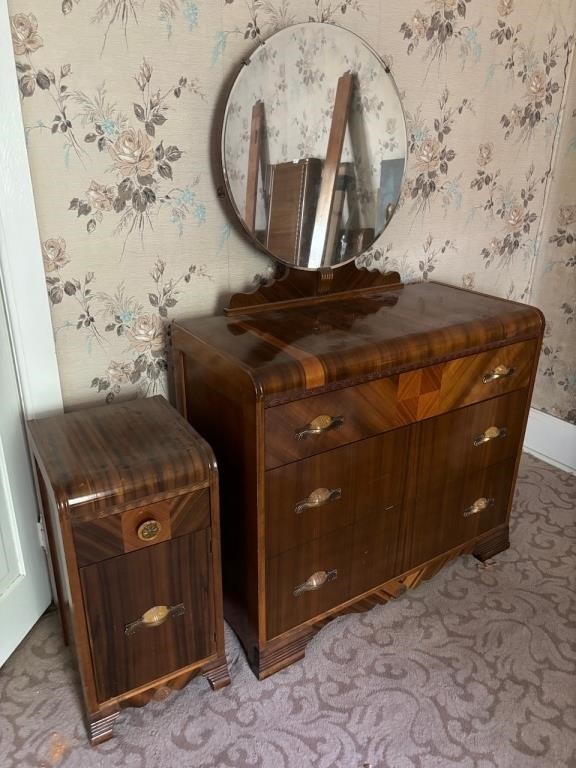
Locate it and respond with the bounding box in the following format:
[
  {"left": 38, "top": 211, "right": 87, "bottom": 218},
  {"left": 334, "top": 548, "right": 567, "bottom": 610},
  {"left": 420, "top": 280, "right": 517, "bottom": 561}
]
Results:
[
  {"left": 295, "top": 487, "right": 342, "bottom": 514},
  {"left": 125, "top": 603, "right": 185, "bottom": 636},
  {"left": 483, "top": 364, "right": 515, "bottom": 384},
  {"left": 137, "top": 518, "right": 162, "bottom": 542},
  {"left": 293, "top": 569, "right": 337, "bottom": 597},
  {"left": 463, "top": 497, "right": 494, "bottom": 518},
  {"left": 295, "top": 414, "right": 344, "bottom": 440},
  {"left": 473, "top": 425, "right": 508, "bottom": 447}
]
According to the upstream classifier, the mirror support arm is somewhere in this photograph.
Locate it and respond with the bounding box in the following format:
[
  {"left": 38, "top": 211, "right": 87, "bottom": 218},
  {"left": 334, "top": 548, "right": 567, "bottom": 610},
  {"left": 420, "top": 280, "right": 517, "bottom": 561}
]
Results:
[
  {"left": 308, "top": 71, "right": 354, "bottom": 269},
  {"left": 245, "top": 100, "right": 265, "bottom": 233}
]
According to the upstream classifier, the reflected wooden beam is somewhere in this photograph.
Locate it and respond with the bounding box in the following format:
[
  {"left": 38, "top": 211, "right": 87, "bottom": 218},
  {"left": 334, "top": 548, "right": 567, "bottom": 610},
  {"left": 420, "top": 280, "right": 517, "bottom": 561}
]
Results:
[
  {"left": 308, "top": 72, "right": 354, "bottom": 269},
  {"left": 245, "top": 100, "right": 264, "bottom": 234}
]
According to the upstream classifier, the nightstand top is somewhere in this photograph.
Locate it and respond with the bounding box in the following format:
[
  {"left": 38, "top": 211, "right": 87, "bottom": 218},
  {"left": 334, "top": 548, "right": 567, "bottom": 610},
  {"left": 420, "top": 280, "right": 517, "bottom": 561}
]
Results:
[{"left": 27, "top": 396, "right": 213, "bottom": 520}]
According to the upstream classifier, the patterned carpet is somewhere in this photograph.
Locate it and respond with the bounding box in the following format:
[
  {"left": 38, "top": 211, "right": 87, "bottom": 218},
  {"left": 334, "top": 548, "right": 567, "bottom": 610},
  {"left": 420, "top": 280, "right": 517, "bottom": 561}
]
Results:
[{"left": 1, "top": 453, "right": 575, "bottom": 768}]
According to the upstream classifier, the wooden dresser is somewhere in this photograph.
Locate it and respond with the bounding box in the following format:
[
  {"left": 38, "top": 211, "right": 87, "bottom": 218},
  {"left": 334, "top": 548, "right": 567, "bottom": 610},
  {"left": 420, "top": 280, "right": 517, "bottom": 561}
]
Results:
[
  {"left": 27, "top": 396, "right": 230, "bottom": 744},
  {"left": 170, "top": 272, "right": 543, "bottom": 680}
]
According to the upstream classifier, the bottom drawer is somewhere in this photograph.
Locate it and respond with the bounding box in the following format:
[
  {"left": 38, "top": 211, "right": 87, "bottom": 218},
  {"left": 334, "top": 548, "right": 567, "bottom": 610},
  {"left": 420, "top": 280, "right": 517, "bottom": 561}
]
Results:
[
  {"left": 266, "top": 502, "right": 403, "bottom": 638},
  {"left": 81, "top": 531, "right": 215, "bottom": 702},
  {"left": 405, "top": 459, "right": 515, "bottom": 570}
]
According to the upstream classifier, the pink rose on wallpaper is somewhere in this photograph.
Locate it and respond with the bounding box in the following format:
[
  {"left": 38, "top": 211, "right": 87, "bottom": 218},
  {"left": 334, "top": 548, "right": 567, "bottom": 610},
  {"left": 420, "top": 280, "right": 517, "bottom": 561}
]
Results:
[
  {"left": 126, "top": 314, "right": 164, "bottom": 355},
  {"left": 86, "top": 181, "right": 116, "bottom": 212},
  {"left": 42, "top": 238, "right": 69, "bottom": 272},
  {"left": 10, "top": 13, "right": 43, "bottom": 55},
  {"left": 477, "top": 142, "right": 494, "bottom": 167},
  {"left": 505, "top": 205, "right": 525, "bottom": 233},
  {"left": 528, "top": 70, "right": 547, "bottom": 103},
  {"left": 109, "top": 129, "right": 155, "bottom": 177},
  {"left": 415, "top": 137, "right": 441, "bottom": 174}
]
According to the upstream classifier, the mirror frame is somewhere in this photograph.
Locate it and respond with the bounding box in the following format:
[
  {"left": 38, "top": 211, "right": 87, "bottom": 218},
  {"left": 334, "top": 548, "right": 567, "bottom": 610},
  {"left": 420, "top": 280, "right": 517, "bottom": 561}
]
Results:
[{"left": 220, "top": 21, "right": 408, "bottom": 272}]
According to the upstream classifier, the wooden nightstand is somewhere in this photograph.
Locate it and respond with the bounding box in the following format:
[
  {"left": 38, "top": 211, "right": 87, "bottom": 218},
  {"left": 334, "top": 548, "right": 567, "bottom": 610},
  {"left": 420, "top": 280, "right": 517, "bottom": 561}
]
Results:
[{"left": 27, "top": 396, "right": 230, "bottom": 744}]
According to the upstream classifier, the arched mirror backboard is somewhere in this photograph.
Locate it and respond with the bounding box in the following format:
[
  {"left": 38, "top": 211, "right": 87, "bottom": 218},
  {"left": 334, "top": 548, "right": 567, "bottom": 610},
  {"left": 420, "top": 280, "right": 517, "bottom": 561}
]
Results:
[{"left": 222, "top": 22, "right": 407, "bottom": 271}]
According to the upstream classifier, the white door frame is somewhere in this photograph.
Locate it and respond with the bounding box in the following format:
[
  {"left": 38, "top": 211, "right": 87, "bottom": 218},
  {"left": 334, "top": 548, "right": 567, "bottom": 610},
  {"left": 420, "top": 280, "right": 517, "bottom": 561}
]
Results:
[{"left": 0, "top": 0, "right": 63, "bottom": 665}]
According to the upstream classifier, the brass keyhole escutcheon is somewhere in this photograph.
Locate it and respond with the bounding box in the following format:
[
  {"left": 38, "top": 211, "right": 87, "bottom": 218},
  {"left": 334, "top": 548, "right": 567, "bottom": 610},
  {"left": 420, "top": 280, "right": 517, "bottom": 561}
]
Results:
[{"left": 137, "top": 518, "right": 162, "bottom": 542}]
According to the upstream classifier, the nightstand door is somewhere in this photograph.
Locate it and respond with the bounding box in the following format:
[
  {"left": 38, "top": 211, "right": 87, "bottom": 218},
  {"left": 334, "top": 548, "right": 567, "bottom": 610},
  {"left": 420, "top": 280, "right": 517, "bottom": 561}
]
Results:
[{"left": 80, "top": 531, "right": 215, "bottom": 702}]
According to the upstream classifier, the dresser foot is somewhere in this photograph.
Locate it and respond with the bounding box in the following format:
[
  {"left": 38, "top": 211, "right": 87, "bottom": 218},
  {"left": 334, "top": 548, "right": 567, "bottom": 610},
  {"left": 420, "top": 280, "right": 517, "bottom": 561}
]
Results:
[
  {"left": 87, "top": 709, "right": 120, "bottom": 746},
  {"left": 473, "top": 526, "right": 510, "bottom": 562},
  {"left": 203, "top": 656, "right": 231, "bottom": 690},
  {"left": 251, "top": 629, "right": 314, "bottom": 680}
]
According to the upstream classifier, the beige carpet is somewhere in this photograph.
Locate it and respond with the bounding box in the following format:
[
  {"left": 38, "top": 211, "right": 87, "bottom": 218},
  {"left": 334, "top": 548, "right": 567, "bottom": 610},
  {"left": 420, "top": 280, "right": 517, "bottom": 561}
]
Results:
[{"left": 1, "top": 453, "right": 575, "bottom": 767}]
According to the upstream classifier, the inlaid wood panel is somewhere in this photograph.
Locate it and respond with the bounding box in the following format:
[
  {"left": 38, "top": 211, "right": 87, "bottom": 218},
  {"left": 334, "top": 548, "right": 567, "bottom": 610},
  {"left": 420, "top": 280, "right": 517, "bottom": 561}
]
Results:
[
  {"left": 404, "top": 459, "right": 515, "bottom": 570},
  {"left": 266, "top": 428, "right": 408, "bottom": 556},
  {"left": 265, "top": 376, "right": 400, "bottom": 468},
  {"left": 81, "top": 532, "right": 215, "bottom": 702},
  {"left": 73, "top": 489, "right": 210, "bottom": 566},
  {"left": 265, "top": 341, "right": 534, "bottom": 468}
]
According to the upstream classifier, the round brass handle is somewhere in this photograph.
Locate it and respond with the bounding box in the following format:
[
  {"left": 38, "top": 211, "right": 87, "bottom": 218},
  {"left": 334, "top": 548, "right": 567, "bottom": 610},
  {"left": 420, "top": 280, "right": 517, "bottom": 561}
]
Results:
[
  {"left": 463, "top": 497, "right": 494, "bottom": 518},
  {"left": 137, "top": 519, "right": 162, "bottom": 542},
  {"left": 295, "top": 487, "right": 342, "bottom": 514},
  {"left": 295, "top": 414, "right": 344, "bottom": 440},
  {"left": 482, "top": 365, "right": 515, "bottom": 384},
  {"left": 473, "top": 425, "right": 508, "bottom": 447}
]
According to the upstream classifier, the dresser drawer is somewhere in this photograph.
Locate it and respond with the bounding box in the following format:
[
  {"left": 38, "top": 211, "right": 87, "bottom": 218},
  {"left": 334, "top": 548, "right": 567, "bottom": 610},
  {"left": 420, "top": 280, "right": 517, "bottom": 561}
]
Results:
[
  {"left": 410, "top": 390, "right": 528, "bottom": 498},
  {"left": 73, "top": 488, "right": 210, "bottom": 566},
  {"left": 80, "top": 531, "right": 215, "bottom": 701},
  {"left": 265, "top": 377, "right": 400, "bottom": 468},
  {"left": 266, "top": 428, "right": 408, "bottom": 557},
  {"left": 264, "top": 340, "right": 536, "bottom": 468},
  {"left": 405, "top": 459, "right": 515, "bottom": 570},
  {"left": 438, "top": 340, "right": 536, "bottom": 412},
  {"left": 266, "top": 526, "right": 355, "bottom": 638}
]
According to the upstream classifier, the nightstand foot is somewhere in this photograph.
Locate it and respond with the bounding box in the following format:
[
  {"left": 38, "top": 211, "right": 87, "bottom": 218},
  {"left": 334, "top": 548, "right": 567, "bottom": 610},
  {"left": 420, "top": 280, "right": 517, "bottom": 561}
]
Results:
[
  {"left": 473, "top": 526, "right": 510, "bottom": 562},
  {"left": 87, "top": 710, "right": 119, "bottom": 746},
  {"left": 203, "top": 656, "right": 231, "bottom": 690}
]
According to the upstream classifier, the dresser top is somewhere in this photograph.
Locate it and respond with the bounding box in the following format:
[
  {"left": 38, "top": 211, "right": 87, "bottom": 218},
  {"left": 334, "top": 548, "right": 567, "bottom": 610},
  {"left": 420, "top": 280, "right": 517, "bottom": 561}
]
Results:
[
  {"left": 173, "top": 282, "right": 543, "bottom": 403},
  {"left": 27, "top": 396, "right": 213, "bottom": 519}
]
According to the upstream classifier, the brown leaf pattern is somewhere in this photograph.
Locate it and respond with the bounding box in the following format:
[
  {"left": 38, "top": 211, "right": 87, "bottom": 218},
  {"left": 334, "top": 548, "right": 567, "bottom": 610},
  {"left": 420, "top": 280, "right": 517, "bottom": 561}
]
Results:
[{"left": 5, "top": 0, "right": 575, "bottom": 418}]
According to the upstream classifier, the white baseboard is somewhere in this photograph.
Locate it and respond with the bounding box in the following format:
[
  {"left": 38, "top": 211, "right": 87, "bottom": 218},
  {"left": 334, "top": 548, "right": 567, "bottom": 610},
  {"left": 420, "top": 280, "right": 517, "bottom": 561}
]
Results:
[{"left": 523, "top": 407, "right": 576, "bottom": 474}]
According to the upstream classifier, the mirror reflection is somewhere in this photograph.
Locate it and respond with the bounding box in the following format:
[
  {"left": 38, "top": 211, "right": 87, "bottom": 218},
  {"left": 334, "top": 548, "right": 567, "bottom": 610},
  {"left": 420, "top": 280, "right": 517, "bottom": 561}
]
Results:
[{"left": 222, "top": 22, "right": 406, "bottom": 270}]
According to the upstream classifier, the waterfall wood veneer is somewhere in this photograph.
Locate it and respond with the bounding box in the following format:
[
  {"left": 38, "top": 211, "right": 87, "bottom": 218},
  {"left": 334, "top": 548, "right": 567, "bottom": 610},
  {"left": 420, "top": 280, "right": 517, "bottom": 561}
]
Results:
[
  {"left": 27, "top": 397, "right": 230, "bottom": 744},
  {"left": 170, "top": 272, "right": 543, "bottom": 680}
]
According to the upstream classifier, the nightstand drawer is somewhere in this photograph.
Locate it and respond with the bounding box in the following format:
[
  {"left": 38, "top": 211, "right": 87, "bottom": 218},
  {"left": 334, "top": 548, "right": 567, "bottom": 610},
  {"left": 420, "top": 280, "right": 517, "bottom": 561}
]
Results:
[
  {"left": 73, "top": 488, "right": 210, "bottom": 566},
  {"left": 266, "top": 428, "right": 408, "bottom": 557},
  {"left": 80, "top": 531, "right": 215, "bottom": 702}
]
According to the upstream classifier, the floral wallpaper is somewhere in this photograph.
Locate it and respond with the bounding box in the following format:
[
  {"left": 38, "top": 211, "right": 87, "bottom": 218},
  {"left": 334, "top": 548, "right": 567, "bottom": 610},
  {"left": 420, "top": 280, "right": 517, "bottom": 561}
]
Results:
[{"left": 7, "top": 0, "right": 576, "bottom": 422}]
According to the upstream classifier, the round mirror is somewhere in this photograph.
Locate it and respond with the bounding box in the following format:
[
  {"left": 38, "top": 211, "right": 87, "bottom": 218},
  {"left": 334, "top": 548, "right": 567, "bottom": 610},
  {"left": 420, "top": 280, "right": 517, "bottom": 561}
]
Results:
[{"left": 222, "top": 22, "right": 406, "bottom": 271}]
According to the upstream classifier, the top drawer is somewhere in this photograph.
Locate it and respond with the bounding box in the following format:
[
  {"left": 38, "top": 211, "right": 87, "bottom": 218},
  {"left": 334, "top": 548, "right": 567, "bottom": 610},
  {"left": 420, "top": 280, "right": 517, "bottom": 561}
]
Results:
[
  {"left": 73, "top": 489, "right": 210, "bottom": 566},
  {"left": 265, "top": 340, "right": 536, "bottom": 468}
]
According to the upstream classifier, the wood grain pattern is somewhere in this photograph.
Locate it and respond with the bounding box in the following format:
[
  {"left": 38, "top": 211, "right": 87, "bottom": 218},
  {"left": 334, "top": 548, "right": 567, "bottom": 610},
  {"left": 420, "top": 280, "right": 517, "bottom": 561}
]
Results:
[
  {"left": 170, "top": 278, "right": 543, "bottom": 681},
  {"left": 266, "top": 427, "right": 408, "bottom": 556},
  {"left": 264, "top": 341, "right": 534, "bottom": 468},
  {"left": 72, "top": 489, "right": 211, "bottom": 566},
  {"left": 177, "top": 282, "right": 544, "bottom": 403},
  {"left": 81, "top": 532, "right": 215, "bottom": 701},
  {"left": 27, "top": 396, "right": 210, "bottom": 522},
  {"left": 27, "top": 397, "right": 229, "bottom": 743}
]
